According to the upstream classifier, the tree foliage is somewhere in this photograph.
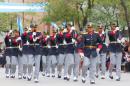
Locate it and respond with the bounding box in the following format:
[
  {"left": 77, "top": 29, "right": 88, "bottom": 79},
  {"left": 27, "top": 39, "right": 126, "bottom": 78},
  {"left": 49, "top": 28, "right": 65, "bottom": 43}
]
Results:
[{"left": 0, "top": 13, "right": 17, "bottom": 32}]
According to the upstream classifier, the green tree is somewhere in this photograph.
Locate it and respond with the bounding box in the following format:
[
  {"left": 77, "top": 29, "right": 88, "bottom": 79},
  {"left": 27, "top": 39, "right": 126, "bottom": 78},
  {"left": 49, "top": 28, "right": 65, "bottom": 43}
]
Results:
[
  {"left": 43, "top": 0, "right": 130, "bottom": 37},
  {"left": 120, "top": 0, "right": 130, "bottom": 40},
  {"left": 44, "top": 0, "right": 84, "bottom": 30},
  {"left": 0, "top": 13, "right": 17, "bottom": 32}
]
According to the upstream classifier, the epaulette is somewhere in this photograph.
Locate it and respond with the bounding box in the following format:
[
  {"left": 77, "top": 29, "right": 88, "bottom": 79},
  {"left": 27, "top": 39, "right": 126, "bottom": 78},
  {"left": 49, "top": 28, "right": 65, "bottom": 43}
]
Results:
[{"left": 94, "top": 31, "right": 98, "bottom": 33}]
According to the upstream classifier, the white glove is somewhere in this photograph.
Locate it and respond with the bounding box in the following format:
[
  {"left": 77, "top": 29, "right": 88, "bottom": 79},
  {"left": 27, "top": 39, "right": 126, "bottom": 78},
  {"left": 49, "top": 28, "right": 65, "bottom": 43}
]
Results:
[
  {"left": 47, "top": 45, "right": 51, "bottom": 48},
  {"left": 46, "top": 35, "right": 50, "bottom": 38},
  {"left": 79, "top": 53, "right": 84, "bottom": 59},
  {"left": 96, "top": 48, "right": 100, "bottom": 53},
  {"left": 102, "top": 31, "right": 105, "bottom": 34},
  {"left": 71, "top": 26, "right": 75, "bottom": 30},
  {"left": 117, "top": 38, "right": 121, "bottom": 43},
  {"left": 33, "top": 38, "right": 36, "bottom": 42},
  {"left": 72, "top": 38, "right": 75, "bottom": 43},
  {"left": 19, "top": 47, "right": 22, "bottom": 51},
  {"left": 63, "top": 40, "right": 67, "bottom": 45},
  {"left": 56, "top": 45, "right": 58, "bottom": 48},
  {"left": 16, "top": 37, "right": 21, "bottom": 42},
  {"left": 33, "top": 32, "right": 36, "bottom": 36},
  {"left": 26, "top": 41, "right": 29, "bottom": 45},
  {"left": 9, "top": 39, "right": 11, "bottom": 42},
  {"left": 120, "top": 37, "right": 125, "bottom": 43},
  {"left": 9, "top": 30, "right": 13, "bottom": 34},
  {"left": 19, "top": 45, "right": 22, "bottom": 51},
  {"left": 116, "top": 27, "right": 120, "bottom": 31},
  {"left": 104, "top": 42, "right": 108, "bottom": 46}
]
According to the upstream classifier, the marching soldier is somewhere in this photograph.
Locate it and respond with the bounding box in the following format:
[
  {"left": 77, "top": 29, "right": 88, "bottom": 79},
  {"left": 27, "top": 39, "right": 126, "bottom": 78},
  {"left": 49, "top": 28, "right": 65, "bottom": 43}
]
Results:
[
  {"left": 82, "top": 23, "right": 102, "bottom": 84},
  {"left": 40, "top": 32, "right": 49, "bottom": 76},
  {"left": 46, "top": 29, "right": 58, "bottom": 77},
  {"left": 9, "top": 30, "right": 22, "bottom": 78},
  {"left": 4, "top": 30, "right": 13, "bottom": 78},
  {"left": 63, "top": 24, "right": 75, "bottom": 81},
  {"left": 21, "top": 27, "right": 34, "bottom": 81},
  {"left": 9, "top": 30, "right": 18, "bottom": 78},
  {"left": 96, "top": 24, "right": 107, "bottom": 79},
  {"left": 57, "top": 27, "right": 66, "bottom": 78},
  {"left": 73, "top": 30, "right": 84, "bottom": 81},
  {"left": 32, "top": 26, "right": 42, "bottom": 83},
  {"left": 14, "top": 30, "right": 23, "bottom": 79},
  {"left": 108, "top": 23, "right": 124, "bottom": 81}
]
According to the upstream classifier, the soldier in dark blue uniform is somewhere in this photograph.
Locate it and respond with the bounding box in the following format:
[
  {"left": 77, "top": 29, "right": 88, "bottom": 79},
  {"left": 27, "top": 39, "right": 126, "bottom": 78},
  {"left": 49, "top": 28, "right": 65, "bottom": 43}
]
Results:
[
  {"left": 5, "top": 30, "right": 21, "bottom": 78},
  {"left": 46, "top": 30, "right": 58, "bottom": 77},
  {"left": 21, "top": 27, "right": 34, "bottom": 81},
  {"left": 63, "top": 24, "right": 75, "bottom": 81},
  {"left": 108, "top": 23, "right": 124, "bottom": 81},
  {"left": 10, "top": 30, "right": 19, "bottom": 78},
  {"left": 32, "top": 26, "right": 42, "bottom": 83},
  {"left": 13, "top": 30, "right": 23, "bottom": 79},
  {"left": 96, "top": 25, "right": 108, "bottom": 79},
  {"left": 40, "top": 32, "right": 49, "bottom": 77},
  {"left": 82, "top": 23, "right": 102, "bottom": 84},
  {"left": 73, "top": 30, "right": 84, "bottom": 81},
  {"left": 4, "top": 30, "right": 13, "bottom": 78},
  {"left": 57, "top": 27, "right": 66, "bottom": 78}
]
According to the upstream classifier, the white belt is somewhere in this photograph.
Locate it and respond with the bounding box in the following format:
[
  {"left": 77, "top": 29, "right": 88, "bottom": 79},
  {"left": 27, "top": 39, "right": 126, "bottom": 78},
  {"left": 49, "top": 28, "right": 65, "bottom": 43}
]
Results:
[
  {"left": 110, "top": 41, "right": 118, "bottom": 43},
  {"left": 24, "top": 44, "right": 33, "bottom": 46},
  {"left": 34, "top": 44, "right": 40, "bottom": 45},
  {"left": 42, "top": 46, "right": 48, "bottom": 48},
  {"left": 59, "top": 44, "right": 65, "bottom": 46},
  {"left": 6, "top": 47, "right": 18, "bottom": 49},
  {"left": 24, "top": 44, "right": 39, "bottom": 46},
  {"left": 64, "top": 42, "right": 74, "bottom": 45},
  {"left": 51, "top": 46, "right": 57, "bottom": 48}
]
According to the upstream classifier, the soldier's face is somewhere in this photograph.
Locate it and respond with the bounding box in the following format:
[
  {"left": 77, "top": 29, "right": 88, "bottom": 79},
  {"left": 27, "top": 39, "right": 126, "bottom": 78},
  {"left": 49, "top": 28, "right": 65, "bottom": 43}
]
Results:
[
  {"left": 67, "top": 25, "right": 71, "bottom": 31},
  {"left": 111, "top": 26, "right": 116, "bottom": 30},
  {"left": 24, "top": 28, "right": 28, "bottom": 32},
  {"left": 98, "top": 28, "right": 103, "bottom": 32},
  {"left": 14, "top": 31, "right": 19, "bottom": 37},
  {"left": 87, "top": 27, "right": 93, "bottom": 33}
]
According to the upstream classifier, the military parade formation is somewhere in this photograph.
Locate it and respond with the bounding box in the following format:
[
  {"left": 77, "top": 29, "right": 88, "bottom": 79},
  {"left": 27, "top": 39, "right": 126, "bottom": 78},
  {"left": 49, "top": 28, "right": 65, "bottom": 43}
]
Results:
[{"left": 4, "top": 22, "right": 126, "bottom": 84}]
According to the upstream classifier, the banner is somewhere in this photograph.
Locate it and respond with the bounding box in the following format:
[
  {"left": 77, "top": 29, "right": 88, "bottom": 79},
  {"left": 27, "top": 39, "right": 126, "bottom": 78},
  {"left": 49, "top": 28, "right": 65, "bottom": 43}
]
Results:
[{"left": 0, "top": 2, "right": 47, "bottom": 12}]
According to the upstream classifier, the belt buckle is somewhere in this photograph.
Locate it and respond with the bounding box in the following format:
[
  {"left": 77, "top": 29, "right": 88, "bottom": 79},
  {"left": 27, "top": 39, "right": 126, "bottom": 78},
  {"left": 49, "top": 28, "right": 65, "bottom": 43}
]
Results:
[{"left": 89, "top": 46, "right": 92, "bottom": 48}]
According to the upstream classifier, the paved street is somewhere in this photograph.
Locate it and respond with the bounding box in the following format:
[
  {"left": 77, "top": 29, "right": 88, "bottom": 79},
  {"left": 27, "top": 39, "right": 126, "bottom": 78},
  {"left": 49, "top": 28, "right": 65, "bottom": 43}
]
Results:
[{"left": 0, "top": 68, "right": 130, "bottom": 86}]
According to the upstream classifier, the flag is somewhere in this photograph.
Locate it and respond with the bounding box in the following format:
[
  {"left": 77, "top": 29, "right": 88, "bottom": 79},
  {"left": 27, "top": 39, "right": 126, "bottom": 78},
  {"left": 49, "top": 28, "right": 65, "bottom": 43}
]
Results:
[
  {"left": 0, "top": 2, "right": 47, "bottom": 12},
  {"left": 17, "top": 16, "right": 24, "bottom": 35},
  {"left": 51, "top": 22, "right": 58, "bottom": 30}
]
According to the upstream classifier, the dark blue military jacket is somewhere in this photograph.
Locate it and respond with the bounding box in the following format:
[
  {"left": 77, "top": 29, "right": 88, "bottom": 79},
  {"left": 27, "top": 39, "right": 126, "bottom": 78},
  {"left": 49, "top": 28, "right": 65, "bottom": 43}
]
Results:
[
  {"left": 83, "top": 32, "right": 102, "bottom": 58},
  {"left": 5, "top": 35, "right": 21, "bottom": 56},
  {"left": 4, "top": 35, "right": 13, "bottom": 56},
  {"left": 108, "top": 30, "right": 123, "bottom": 53},
  {"left": 64, "top": 30, "right": 75, "bottom": 54},
  {"left": 33, "top": 32, "right": 41, "bottom": 55},
  {"left": 21, "top": 32, "right": 34, "bottom": 54},
  {"left": 11, "top": 36, "right": 21, "bottom": 56},
  {"left": 98, "top": 32, "right": 108, "bottom": 53},
  {"left": 56, "top": 32, "right": 65, "bottom": 54},
  {"left": 48, "top": 35, "right": 58, "bottom": 55},
  {"left": 40, "top": 35, "right": 48, "bottom": 56}
]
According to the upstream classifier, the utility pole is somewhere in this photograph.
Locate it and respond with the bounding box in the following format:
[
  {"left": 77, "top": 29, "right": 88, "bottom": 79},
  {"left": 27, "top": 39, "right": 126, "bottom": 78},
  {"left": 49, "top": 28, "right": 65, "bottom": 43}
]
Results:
[
  {"left": 8, "top": 0, "right": 10, "bottom": 29},
  {"left": 22, "top": 0, "right": 25, "bottom": 27}
]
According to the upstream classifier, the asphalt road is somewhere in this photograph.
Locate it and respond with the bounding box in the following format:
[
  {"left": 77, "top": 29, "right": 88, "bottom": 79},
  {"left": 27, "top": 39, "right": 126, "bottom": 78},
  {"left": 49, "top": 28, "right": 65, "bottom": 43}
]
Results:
[{"left": 0, "top": 68, "right": 130, "bottom": 86}]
